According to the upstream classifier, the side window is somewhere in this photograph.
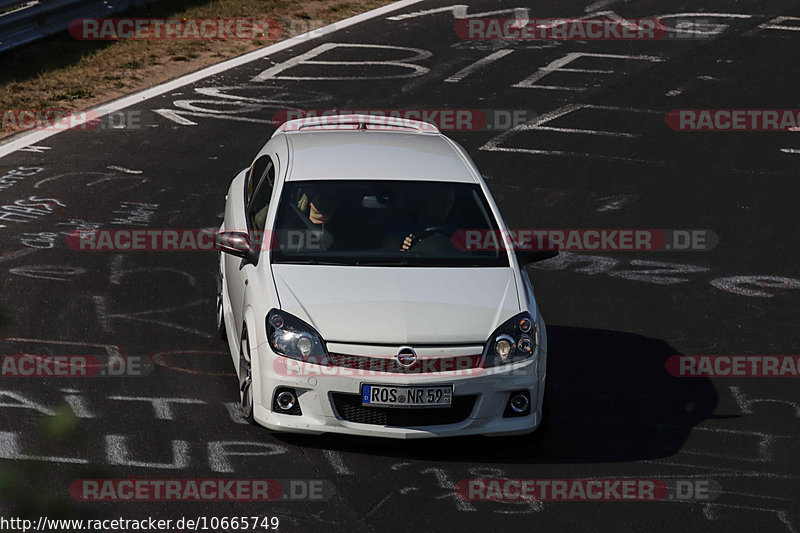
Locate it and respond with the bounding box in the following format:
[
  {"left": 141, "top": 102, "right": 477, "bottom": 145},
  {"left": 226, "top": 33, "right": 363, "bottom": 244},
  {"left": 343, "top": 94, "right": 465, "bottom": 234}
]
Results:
[{"left": 247, "top": 155, "right": 275, "bottom": 231}]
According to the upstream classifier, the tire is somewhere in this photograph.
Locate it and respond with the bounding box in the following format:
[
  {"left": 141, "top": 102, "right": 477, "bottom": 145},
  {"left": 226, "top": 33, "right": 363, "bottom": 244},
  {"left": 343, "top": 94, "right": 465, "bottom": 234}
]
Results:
[
  {"left": 216, "top": 267, "right": 227, "bottom": 342},
  {"left": 238, "top": 327, "right": 256, "bottom": 425}
]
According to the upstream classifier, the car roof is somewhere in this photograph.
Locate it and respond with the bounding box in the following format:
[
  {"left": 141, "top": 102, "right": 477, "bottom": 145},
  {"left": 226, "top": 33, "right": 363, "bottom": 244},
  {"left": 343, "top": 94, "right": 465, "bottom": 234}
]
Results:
[{"left": 279, "top": 129, "right": 479, "bottom": 184}]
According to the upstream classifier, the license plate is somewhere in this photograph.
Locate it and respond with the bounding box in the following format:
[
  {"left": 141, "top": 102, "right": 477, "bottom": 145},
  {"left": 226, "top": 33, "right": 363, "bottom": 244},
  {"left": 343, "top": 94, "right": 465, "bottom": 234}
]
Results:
[{"left": 361, "top": 384, "right": 452, "bottom": 408}]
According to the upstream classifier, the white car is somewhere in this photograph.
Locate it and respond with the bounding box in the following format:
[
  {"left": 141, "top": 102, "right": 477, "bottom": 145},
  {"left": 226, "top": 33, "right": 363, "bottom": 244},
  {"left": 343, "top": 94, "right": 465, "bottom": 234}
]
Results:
[{"left": 216, "top": 114, "right": 556, "bottom": 439}]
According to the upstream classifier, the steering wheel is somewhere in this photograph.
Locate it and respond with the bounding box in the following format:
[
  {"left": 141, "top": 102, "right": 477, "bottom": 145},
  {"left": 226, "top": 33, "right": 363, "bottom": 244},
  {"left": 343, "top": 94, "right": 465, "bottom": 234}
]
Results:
[{"left": 410, "top": 225, "right": 452, "bottom": 247}]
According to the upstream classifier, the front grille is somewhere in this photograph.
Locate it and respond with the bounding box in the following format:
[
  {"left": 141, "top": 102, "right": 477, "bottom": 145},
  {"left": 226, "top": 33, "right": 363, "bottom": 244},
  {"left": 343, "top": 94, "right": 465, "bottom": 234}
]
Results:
[
  {"left": 325, "top": 353, "right": 482, "bottom": 374},
  {"left": 331, "top": 393, "right": 477, "bottom": 426}
]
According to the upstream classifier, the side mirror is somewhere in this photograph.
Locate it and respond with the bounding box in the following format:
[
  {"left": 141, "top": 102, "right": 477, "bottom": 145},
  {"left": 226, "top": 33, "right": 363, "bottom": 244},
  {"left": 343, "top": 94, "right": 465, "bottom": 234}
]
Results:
[
  {"left": 514, "top": 237, "right": 558, "bottom": 266},
  {"left": 217, "top": 231, "right": 258, "bottom": 263}
]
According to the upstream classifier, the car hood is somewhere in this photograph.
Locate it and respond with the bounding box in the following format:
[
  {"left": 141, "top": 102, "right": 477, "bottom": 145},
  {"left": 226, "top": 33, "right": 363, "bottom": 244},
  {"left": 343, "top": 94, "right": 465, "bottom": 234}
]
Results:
[{"left": 271, "top": 265, "right": 520, "bottom": 344}]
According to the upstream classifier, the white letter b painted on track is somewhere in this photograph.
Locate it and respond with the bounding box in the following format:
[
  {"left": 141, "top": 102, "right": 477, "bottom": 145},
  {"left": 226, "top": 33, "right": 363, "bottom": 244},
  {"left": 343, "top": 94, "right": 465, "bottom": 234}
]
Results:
[{"left": 251, "top": 43, "right": 431, "bottom": 81}]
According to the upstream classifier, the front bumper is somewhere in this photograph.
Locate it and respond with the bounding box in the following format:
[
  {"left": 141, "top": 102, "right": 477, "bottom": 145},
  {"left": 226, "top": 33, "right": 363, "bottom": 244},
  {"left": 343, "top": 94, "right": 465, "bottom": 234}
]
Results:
[{"left": 251, "top": 341, "right": 545, "bottom": 439}]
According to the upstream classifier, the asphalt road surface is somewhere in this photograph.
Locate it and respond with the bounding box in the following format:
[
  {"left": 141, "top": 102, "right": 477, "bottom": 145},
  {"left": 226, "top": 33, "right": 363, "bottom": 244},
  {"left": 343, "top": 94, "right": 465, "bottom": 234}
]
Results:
[{"left": 0, "top": 0, "right": 798, "bottom": 531}]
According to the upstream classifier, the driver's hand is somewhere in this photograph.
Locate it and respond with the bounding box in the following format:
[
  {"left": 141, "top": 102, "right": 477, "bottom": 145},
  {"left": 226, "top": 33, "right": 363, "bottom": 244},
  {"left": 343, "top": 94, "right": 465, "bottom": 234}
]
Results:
[{"left": 401, "top": 234, "right": 414, "bottom": 251}]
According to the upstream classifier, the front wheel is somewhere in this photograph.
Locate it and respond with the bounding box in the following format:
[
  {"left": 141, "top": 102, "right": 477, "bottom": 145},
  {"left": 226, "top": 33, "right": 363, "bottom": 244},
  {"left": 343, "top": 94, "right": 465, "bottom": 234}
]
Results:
[
  {"left": 238, "top": 327, "right": 256, "bottom": 425},
  {"left": 216, "top": 266, "right": 227, "bottom": 341}
]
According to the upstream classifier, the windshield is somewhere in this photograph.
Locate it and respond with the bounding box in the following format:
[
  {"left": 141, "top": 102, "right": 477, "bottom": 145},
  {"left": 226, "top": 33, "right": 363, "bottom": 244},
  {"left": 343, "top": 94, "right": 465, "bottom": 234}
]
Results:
[{"left": 270, "top": 180, "right": 508, "bottom": 267}]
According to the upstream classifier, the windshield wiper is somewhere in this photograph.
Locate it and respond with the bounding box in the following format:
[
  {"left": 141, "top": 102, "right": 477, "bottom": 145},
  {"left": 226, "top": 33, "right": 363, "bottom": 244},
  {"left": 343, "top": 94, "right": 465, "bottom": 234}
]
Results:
[
  {"left": 353, "top": 260, "right": 410, "bottom": 266},
  {"left": 272, "top": 259, "right": 355, "bottom": 266}
]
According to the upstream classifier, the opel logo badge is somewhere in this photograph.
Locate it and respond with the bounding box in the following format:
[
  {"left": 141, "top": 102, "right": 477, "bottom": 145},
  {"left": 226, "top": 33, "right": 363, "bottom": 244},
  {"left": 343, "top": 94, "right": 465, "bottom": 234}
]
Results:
[{"left": 396, "top": 347, "right": 418, "bottom": 367}]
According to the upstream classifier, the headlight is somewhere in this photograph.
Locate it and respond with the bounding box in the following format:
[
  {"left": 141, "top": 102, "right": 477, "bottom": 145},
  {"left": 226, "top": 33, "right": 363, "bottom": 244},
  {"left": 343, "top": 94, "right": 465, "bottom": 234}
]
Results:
[
  {"left": 483, "top": 311, "right": 538, "bottom": 367},
  {"left": 266, "top": 309, "right": 327, "bottom": 362}
]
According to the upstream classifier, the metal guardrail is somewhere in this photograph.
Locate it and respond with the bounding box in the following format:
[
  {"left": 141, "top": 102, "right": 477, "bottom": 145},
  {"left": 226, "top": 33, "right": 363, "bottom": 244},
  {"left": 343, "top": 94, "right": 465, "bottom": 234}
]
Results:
[{"left": 0, "top": 0, "right": 161, "bottom": 54}]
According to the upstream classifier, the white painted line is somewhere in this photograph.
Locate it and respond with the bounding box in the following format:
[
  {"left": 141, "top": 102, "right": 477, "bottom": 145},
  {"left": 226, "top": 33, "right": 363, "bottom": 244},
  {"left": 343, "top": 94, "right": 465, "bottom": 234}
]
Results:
[
  {"left": 0, "top": 0, "right": 425, "bottom": 160},
  {"left": 444, "top": 49, "right": 513, "bottom": 83},
  {"left": 556, "top": 68, "right": 615, "bottom": 74},
  {"left": 481, "top": 103, "right": 661, "bottom": 161},
  {"left": 388, "top": 5, "right": 529, "bottom": 21},
  {"left": 0, "top": 248, "right": 35, "bottom": 263},
  {"left": 251, "top": 42, "right": 431, "bottom": 81},
  {"left": 106, "top": 165, "right": 142, "bottom": 174},
  {"left": 513, "top": 52, "right": 663, "bottom": 89},
  {"left": 106, "top": 435, "right": 190, "bottom": 469},
  {"left": 16, "top": 145, "right": 51, "bottom": 153},
  {"left": 485, "top": 146, "right": 655, "bottom": 162},
  {"left": 780, "top": 148, "right": 800, "bottom": 154},
  {"left": 0, "top": 431, "right": 89, "bottom": 464},
  {"left": 584, "top": 0, "right": 625, "bottom": 13},
  {"left": 323, "top": 449, "right": 354, "bottom": 475},
  {"left": 521, "top": 85, "right": 588, "bottom": 91},
  {"left": 530, "top": 125, "right": 639, "bottom": 137},
  {"left": 758, "top": 16, "right": 800, "bottom": 31}
]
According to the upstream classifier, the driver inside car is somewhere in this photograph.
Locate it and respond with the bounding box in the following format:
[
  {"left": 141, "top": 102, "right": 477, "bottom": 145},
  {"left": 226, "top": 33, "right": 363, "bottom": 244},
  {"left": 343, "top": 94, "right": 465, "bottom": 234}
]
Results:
[{"left": 395, "top": 187, "right": 457, "bottom": 251}]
